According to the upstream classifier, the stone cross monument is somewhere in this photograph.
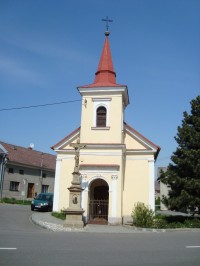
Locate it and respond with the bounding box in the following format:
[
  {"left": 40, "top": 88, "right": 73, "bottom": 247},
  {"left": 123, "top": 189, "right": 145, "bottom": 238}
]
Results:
[
  {"left": 63, "top": 140, "right": 86, "bottom": 228},
  {"left": 71, "top": 140, "right": 86, "bottom": 173}
]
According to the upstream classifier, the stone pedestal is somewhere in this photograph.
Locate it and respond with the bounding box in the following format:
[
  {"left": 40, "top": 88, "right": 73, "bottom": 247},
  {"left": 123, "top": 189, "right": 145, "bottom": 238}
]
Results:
[
  {"left": 63, "top": 171, "right": 85, "bottom": 228},
  {"left": 63, "top": 210, "right": 84, "bottom": 228}
]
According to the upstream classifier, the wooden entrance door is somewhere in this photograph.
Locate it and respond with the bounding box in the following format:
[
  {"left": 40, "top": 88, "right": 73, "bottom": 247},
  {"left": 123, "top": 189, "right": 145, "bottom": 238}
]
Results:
[{"left": 27, "top": 183, "right": 34, "bottom": 198}]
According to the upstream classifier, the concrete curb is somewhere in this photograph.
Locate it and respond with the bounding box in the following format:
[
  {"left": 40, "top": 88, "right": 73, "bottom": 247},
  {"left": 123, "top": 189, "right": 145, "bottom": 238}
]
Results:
[
  {"left": 30, "top": 214, "right": 152, "bottom": 233},
  {"left": 30, "top": 213, "right": 85, "bottom": 232},
  {"left": 124, "top": 225, "right": 200, "bottom": 233},
  {"left": 30, "top": 212, "right": 200, "bottom": 233}
]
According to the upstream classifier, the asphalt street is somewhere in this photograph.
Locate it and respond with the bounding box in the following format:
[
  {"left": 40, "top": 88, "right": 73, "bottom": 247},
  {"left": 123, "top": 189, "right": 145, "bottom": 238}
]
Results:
[{"left": 0, "top": 204, "right": 200, "bottom": 266}]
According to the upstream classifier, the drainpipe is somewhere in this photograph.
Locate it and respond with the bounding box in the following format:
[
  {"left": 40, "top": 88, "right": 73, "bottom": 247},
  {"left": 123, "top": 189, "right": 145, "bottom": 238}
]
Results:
[
  {"left": 0, "top": 155, "right": 7, "bottom": 200},
  {"left": 22, "top": 179, "right": 27, "bottom": 203},
  {"left": 40, "top": 153, "right": 44, "bottom": 193}
]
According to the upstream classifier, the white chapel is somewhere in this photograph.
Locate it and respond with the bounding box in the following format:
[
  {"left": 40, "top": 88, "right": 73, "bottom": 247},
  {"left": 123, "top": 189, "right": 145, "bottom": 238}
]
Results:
[{"left": 52, "top": 29, "right": 160, "bottom": 225}]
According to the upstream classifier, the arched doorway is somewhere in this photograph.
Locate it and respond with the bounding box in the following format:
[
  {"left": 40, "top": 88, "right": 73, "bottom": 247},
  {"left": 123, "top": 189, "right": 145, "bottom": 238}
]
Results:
[{"left": 88, "top": 179, "right": 109, "bottom": 224}]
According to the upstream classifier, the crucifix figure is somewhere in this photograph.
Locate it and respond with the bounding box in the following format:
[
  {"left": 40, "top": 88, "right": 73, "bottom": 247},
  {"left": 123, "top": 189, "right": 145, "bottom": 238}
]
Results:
[
  {"left": 102, "top": 16, "right": 113, "bottom": 32},
  {"left": 64, "top": 139, "right": 86, "bottom": 228},
  {"left": 70, "top": 139, "right": 86, "bottom": 173}
]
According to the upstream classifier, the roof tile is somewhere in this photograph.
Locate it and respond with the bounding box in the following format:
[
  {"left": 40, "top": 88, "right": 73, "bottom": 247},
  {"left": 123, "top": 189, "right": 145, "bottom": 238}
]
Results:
[{"left": 0, "top": 141, "right": 56, "bottom": 171}]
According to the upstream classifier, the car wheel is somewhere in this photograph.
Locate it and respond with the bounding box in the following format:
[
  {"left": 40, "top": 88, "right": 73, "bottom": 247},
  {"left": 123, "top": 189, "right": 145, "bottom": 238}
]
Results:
[{"left": 31, "top": 206, "right": 34, "bottom": 211}]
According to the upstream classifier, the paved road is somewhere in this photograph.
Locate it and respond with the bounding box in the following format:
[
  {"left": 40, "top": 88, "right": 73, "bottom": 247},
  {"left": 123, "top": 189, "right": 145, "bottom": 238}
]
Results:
[{"left": 0, "top": 204, "right": 200, "bottom": 266}]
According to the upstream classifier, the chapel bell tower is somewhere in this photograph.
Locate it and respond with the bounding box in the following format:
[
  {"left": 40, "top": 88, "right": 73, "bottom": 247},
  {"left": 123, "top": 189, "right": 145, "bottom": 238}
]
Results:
[{"left": 77, "top": 30, "right": 129, "bottom": 144}]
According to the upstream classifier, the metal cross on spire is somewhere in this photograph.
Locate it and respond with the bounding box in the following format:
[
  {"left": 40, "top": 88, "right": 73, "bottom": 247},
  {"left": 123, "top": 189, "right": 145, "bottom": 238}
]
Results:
[{"left": 102, "top": 16, "right": 113, "bottom": 34}]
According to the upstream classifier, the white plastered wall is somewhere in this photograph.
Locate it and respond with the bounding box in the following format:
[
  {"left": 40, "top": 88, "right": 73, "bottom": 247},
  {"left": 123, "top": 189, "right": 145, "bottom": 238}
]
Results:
[
  {"left": 80, "top": 169, "right": 122, "bottom": 225},
  {"left": 122, "top": 155, "right": 155, "bottom": 223},
  {"left": 80, "top": 93, "right": 123, "bottom": 143}
]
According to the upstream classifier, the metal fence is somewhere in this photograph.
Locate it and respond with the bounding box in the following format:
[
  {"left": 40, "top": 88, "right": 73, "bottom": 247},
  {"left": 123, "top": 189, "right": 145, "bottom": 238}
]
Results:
[{"left": 89, "top": 199, "right": 108, "bottom": 221}]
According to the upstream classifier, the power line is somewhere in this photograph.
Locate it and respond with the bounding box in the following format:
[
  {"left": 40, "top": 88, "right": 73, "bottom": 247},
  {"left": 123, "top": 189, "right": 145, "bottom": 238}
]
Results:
[{"left": 0, "top": 99, "right": 81, "bottom": 112}]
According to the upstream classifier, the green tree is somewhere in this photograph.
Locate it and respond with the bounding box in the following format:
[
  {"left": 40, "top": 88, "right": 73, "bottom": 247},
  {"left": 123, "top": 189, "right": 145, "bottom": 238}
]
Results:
[{"left": 161, "top": 95, "right": 200, "bottom": 213}]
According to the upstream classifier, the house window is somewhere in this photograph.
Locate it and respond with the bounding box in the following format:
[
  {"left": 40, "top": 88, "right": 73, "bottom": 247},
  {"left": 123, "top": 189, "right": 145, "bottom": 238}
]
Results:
[
  {"left": 10, "top": 181, "right": 20, "bottom": 191},
  {"left": 96, "top": 106, "right": 107, "bottom": 127},
  {"left": 8, "top": 168, "right": 14, "bottom": 174},
  {"left": 42, "top": 185, "right": 49, "bottom": 193},
  {"left": 42, "top": 173, "right": 46, "bottom": 178},
  {"left": 19, "top": 169, "right": 24, "bottom": 175}
]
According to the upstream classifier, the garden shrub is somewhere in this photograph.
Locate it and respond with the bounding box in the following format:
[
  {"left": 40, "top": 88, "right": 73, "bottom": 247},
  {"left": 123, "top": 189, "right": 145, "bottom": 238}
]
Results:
[
  {"left": 0, "top": 197, "right": 31, "bottom": 205},
  {"left": 184, "top": 219, "right": 200, "bottom": 228},
  {"left": 51, "top": 212, "right": 66, "bottom": 220},
  {"left": 153, "top": 217, "right": 168, "bottom": 229},
  {"left": 155, "top": 197, "right": 160, "bottom": 211},
  {"left": 132, "top": 202, "right": 154, "bottom": 228},
  {"left": 153, "top": 215, "right": 200, "bottom": 229}
]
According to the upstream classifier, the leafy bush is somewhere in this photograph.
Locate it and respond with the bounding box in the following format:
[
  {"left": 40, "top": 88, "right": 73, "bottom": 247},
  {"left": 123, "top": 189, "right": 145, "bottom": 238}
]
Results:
[
  {"left": 51, "top": 212, "right": 66, "bottom": 220},
  {"left": 132, "top": 204, "right": 200, "bottom": 229},
  {"left": 183, "top": 219, "right": 200, "bottom": 228},
  {"left": 132, "top": 202, "right": 154, "bottom": 228},
  {"left": 155, "top": 197, "right": 160, "bottom": 211},
  {"left": 153, "top": 217, "right": 168, "bottom": 229},
  {"left": 167, "top": 222, "right": 185, "bottom": 228},
  {"left": 0, "top": 197, "right": 31, "bottom": 205},
  {"left": 153, "top": 214, "right": 200, "bottom": 229},
  {"left": 164, "top": 215, "right": 187, "bottom": 223}
]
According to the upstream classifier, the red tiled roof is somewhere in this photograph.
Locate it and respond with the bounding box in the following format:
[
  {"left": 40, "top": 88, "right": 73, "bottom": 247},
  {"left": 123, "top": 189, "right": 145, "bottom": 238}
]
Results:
[
  {"left": 94, "top": 34, "right": 116, "bottom": 85},
  {"left": 50, "top": 122, "right": 160, "bottom": 160},
  {"left": 51, "top": 127, "right": 80, "bottom": 150},
  {"left": 124, "top": 122, "right": 161, "bottom": 159},
  {"left": 79, "top": 82, "right": 126, "bottom": 88},
  {"left": 0, "top": 141, "right": 56, "bottom": 171},
  {"left": 124, "top": 122, "right": 161, "bottom": 150}
]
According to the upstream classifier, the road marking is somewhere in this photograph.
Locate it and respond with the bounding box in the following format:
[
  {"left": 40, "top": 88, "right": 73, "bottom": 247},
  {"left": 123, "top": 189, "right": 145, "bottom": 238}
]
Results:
[
  {"left": 186, "top": 246, "right": 200, "bottom": 248},
  {"left": 0, "top": 248, "right": 17, "bottom": 250}
]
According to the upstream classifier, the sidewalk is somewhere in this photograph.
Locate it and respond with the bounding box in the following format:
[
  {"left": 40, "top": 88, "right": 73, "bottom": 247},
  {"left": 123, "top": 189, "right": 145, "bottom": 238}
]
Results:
[
  {"left": 31, "top": 211, "right": 200, "bottom": 233},
  {"left": 30, "top": 211, "right": 163, "bottom": 233}
]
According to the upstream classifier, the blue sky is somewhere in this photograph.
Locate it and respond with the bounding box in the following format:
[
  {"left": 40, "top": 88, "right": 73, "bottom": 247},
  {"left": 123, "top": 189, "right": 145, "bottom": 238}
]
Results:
[{"left": 0, "top": 0, "right": 199, "bottom": 171}]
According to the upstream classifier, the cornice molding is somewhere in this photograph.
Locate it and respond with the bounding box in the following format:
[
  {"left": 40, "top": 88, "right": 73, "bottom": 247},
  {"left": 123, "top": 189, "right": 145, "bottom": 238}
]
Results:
[
  {"left": 78, "top": 86, "right": 129, "bottom": 107},
  {"left": 126, "top": 149, "right": 157, "bottom": 155}
]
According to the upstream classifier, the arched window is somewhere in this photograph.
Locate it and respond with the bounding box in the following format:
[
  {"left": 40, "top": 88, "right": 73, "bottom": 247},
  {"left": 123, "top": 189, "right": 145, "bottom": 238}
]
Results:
[{"left": 96, "top": 106, "right": 106, "bottom": 127}]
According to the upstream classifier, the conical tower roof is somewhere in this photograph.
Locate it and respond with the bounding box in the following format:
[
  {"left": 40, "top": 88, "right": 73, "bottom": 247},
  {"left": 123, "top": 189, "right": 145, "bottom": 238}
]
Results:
[
  {"left": 80, "top": 32, "right": 126, "bottom": 88},
  {"left": 93, "top": 32, "right": 116, "bottom": 85}
]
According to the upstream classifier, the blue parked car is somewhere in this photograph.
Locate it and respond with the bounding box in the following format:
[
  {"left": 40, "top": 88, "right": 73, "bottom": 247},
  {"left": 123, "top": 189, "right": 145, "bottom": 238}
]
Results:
[{"left": 31, "top": 193, "right": 53, "bottom": 212}]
